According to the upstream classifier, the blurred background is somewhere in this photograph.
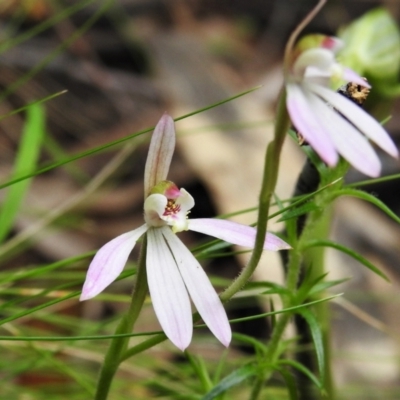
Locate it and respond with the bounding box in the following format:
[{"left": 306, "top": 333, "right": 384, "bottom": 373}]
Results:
[{"left": 0, "top": 0, "right": 399, "bottom": 399}]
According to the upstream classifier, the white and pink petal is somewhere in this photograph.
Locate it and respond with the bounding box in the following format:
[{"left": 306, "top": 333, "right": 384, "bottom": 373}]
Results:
[
  {"left": 162, "top": 227, "right": 231, "bottom": 347},
  {"left": 286, "top": 82, "right": 338, "bottom": 166},
  {"left": 144, "top": 194, "right": 168, "bottom": 227},
  {"left": 293, "top": 48, "right": 336, "bottom": 79},
  {"left": 80, "top": 224, "right": 148, "bottom": 301},
  {"left": 144, "top": 114, "right": 176, "bottom": 197},
  {"left": 188, "top": 218, "right": 290, "bottom": 251},
  {"left": 309, "top": 83, "right": 398, "bottom": 158},
  {"left": 147, "top": 228, "right": 193, "bottom": 350},
  {"left": 305, "top": 88, "right": 381, "bottom": 177}
]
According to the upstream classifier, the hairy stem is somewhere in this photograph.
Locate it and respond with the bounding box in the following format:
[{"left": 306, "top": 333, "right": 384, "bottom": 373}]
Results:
[{"left": 221, "top": 90, "right": 289, "bottom": 302}]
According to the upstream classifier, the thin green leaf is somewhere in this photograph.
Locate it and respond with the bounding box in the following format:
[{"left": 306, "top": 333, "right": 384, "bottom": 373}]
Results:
[
  {"left": 227, "top": 294, "right": 342, "bottom": 325},
  {"left": 0, "top": 330, "right": 163, "bottom": 342},
  {"left": 269, "top": 298, "right": 276, "bottom": 331},
  {"left": 43, "top": 130, "right": 89, "bottom": 183},
  {"left": 121, "top": 334, "right": 167, "bottom": 361},
  {"left": 276, "top": 367, "right": 298, "bottom": 400},
  {"left": 0, "top": 266, "right": 136, "bottom": 312},
  {"left": 297, "top": 308, "right": 325, "bottom": 385},
  {"left": 242, "top": 280, "right": 290, "bottom": 297},
  {"left": 0, "top": 104, "right": 45, "bottom": 242},
  {"left": 267, "top": 177, "right": 342, "bottom": 220},
  {"left": 35, "top": 347, "right": 95, "bottom": 395},
  {"left": 278, "top": 359, "right": 322, "bottom": 389},
  {"left": 0, "top": 90, "right": 67, "bottom": 122},
  {"left": 201, "top": 364, "right": 257, "bottom": 400},
  {"left": 0, "top": 286, "right": 80, "bottom": 324},
  {"left": 0, "top": 0, "right": 97, "bottom": 54},
  {"left": 232, "top": 333, "right": 268, "bottom": 354},
  {"left": 186, "top": 352, "right": 213, "bottom": 393},
  {"left": 309, "top": 278, "right": 351, "bottom": 296},
  {"left": 278, "top": 202, "right": 320, "bottom": 222},
  {"left": 0, "top": 0, "right": 114, "bottom": 104},
  {"left": 145, "top": 380, "right": 198, "bottom": 400},
  {"left": 347, "top": 172, "right": 400, "bottom": 188},
  {"left": 213, "top": 350, "right": 228, "bottom": 386},
  {"left": 0, "top": 87, "right": 260, "bottom": 190},
  {"left": 0, "top": 252, "right": 94, "bottom": 284},
  {"left": 273, "top": 192, "right": 285, "bottom": 210},
  {"left": 333, "top": 188, "right": 400, "bottom": 224},
  {"left": 0, "top": 295, "right": 342, "bottom": 343},
  {"left": 303, "top": 239, "right": 389, "bottom": 281},
  {"left": 302, "top": 145, "right": 329, "bottom": 176},
  {"left": 296, "top": 269, "right": 329, "bottom": 303}
]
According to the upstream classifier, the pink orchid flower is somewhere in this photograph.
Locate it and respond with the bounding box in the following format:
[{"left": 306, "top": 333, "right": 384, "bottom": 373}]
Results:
[
  {"left": 286, "top": 35, "right": 398, "bottom": 177},
  {"left": 80, "top": 114, "right": 291, "bottom": 350}
]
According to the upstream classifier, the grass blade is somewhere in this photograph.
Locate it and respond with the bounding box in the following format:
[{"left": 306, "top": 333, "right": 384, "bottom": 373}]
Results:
[{"left": 0, "top": 103, "right": 45, "bottom": 242}]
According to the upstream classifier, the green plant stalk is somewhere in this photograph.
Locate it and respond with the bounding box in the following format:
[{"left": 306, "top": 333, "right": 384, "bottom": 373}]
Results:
[
  {"left": 249, "top": 248, "right": 302, "bottom": 400},
  {"left": 212, "top": 89, "right": 291, "bottom": 399},
  {"left": 186, "top": 353, "right": 214, "bottom": 393},
  {"left": 248, "top": 138, "right": 348, "bottom": 400},
  {"left": 252, "top": 166, "right": 346, "bottom": 400},
  {"left": 297, "top": 206, "right": 332, "bottom": 400},
  {"left": 299, "top": 165, "right": 347, "bottom": 400},
  {"left": 221, "top": 90, "right": 290, "bottom": 302},
  {"left": 94, "top": 236, "right": 148, "bottom": 400}
]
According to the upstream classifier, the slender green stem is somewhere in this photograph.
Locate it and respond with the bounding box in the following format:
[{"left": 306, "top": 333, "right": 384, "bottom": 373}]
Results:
[
  {"left": 249, "top": 248, "right": 302, "bottom": 400},
  {"left": 220, "top": 90, "right": 290, "bottom": 399},
  {"left": 299, "top": 166, "right": 346, "bottom": 400},
  {"left": 283, "top": 0, "right": 327, "bottom": 76},
  {"left": 221, "top": 90, "right": 290, "bottom": 302},
  {"left": 250, "top": 161, "right": 347, "bottom": 399},
  {"left": 94, "top": 236, "right": 148, "bottom": 400}
]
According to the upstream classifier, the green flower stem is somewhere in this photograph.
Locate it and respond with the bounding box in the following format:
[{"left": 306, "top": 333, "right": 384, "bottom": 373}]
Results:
[
  {"left": 298, "top": 165, "right": 346, "bottom": 399},
  {"left": 251, "top": 164, "right": 347, "bottom": 400},
  {"left": 249, "top": 248, "right": 302, "bottom": 400},
  {"left": 221, "top": 90, "right": 290, "bottom": 303},
  {"left": 219, "top": 89, "right": 291, "bottom": 400},
  {"left": 94, "top": 236, "right": 148, "bottom": 400}
]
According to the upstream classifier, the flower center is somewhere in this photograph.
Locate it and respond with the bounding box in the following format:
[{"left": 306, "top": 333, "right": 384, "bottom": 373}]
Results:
[
  {"left": 143, "top": 185, "right": 194, "bottom": 232},
  {"left": 164, "top": 199, "right": 181, "bottom": 217}
]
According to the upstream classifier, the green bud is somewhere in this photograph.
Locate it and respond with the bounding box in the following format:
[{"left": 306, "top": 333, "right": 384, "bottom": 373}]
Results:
[
  {"left": 339, "top": 8, "right": 400, "bottom": 81},
  {"left": 295, "top": 34, "right": 332, "bottom": 52},
  {"left": 149, "top": 180, "right": 180, "bottom": 199},
  {"left": 150, "top": 180, "right": 172, "bottom": 194}
]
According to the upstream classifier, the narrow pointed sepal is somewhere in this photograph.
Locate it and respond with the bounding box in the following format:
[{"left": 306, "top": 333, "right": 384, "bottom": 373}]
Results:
[
  {"left": 188, "top": 219, "right": 291, "bottom": 251},
  {"left": 162, "top": 227, "right": 232, "bottom": 347},
  {"left": 309, "top": 83, "right": 399, "bottom": 159},
  {"left": 305, "top": 85, "right": 381, "bottom": 177},
  {"left": 144, "top": 114, "right": 176, "bottom": 197},
  {"left": 286, "top": 82, "right": 338, "bottom": 166},
  {"left": 147, "top": 228, "right": 193, "bottom": 350},
  {"left": 80, "top": 224, "right": 148, "bottom": 301}
]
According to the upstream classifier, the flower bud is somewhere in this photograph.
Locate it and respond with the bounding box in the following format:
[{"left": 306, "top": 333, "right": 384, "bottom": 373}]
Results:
[{"left": 339, "top": 8, "right": 400, "bottom": 81}]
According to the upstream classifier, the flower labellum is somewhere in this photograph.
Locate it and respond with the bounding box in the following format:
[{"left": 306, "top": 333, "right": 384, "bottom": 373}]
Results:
[
  {"left": 286, "top": 34, "right": 398, "bottom": 177},
  {"left": 81, "top": 114, "right": 291, "bottom": 350}
]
